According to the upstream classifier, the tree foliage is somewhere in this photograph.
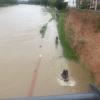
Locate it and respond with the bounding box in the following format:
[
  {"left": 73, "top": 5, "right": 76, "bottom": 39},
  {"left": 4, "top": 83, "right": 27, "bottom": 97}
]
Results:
[
  {"left": 28, "top": 0, "right": 68, "bottom": 10},
  {"left": 80, "top": 0, "right": 90, "bottom": 9},
  {"left": 28, "top": 0, "right": 48, "bottom": 5},
  {"left": 0, "top": 0, "right": 17, "bottom": 5},
  {"left": 48, "top": 0, "right": 57, "bottom": 6},
  {"left": 76, "top": 0, "right": 90, "bottom": 9},
  {"left": 56, "top": 0, "right": 67, "bottom": 10}
]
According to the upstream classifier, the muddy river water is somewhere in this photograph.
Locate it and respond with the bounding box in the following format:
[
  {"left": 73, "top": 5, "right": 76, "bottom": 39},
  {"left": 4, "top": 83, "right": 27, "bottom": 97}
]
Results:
[{"left": 0, "top": 5, "right": 93, "bottom": 99}]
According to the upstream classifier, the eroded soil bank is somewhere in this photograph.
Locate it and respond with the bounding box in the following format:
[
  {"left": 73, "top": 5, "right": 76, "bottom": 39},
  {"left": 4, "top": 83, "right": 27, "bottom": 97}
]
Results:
[{"left": 65, "top": 9, "right": 100, "bottom": 86}]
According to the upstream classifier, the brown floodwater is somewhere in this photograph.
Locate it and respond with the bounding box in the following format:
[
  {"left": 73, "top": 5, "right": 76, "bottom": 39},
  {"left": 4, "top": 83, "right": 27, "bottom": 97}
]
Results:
[{"left": 0, "top": 4, "right": 93, "bottom": 99}]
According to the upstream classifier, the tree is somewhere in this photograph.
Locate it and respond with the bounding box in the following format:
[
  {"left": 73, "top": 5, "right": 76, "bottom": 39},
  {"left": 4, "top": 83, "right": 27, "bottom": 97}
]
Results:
[
  {"left": 48, "top": 0, "right": 57, "bottom": 6},
  {"left": 0, "top": 0, "right": 17, "bottom": 5},
  {"left": 28, "top": 0, "right": 68, "bottom": 9},
  {"left": 79, "top": 0, "right": 90, "bottom": 9},
  {"left": 28, "top": 0, "right": 48, "bottom": 5},
  {"left": 56, "top": 0, "right": 67, "bottom": 10}
]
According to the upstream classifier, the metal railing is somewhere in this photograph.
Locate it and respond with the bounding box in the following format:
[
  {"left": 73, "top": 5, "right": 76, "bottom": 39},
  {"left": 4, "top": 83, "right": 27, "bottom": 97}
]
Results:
[{"left": 1, "top": 84, "right": 100, "bottom": 100}]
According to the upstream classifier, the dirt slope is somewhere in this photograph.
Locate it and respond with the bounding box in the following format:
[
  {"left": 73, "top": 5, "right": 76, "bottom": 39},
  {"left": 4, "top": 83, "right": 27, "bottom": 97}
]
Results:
[{"left": 65, "top": 9, "right": 100, "bottom": 86}]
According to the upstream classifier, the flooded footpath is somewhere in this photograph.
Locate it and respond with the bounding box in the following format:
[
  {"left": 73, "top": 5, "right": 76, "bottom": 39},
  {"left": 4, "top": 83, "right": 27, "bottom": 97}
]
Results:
[{"left": 0, "top": 5, "right": 93, "bottom": 99}]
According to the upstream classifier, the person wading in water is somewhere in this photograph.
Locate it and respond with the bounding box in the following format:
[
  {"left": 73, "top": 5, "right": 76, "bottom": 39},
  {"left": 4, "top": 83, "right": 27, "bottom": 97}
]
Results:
[{"left": 61, "top": 69, "right": 69, "bottom": 82}]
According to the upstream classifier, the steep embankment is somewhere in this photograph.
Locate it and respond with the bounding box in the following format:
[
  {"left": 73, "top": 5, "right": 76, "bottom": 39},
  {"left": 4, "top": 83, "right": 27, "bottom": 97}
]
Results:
[{"left": 65, "top": 9, "right": 100, "bottom": 86}]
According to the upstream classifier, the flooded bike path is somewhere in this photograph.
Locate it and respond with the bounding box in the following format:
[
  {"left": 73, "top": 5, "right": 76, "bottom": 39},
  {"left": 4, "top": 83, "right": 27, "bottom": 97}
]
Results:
[{"left": 0, "top": 5, "right": 93, "bottom": 98}]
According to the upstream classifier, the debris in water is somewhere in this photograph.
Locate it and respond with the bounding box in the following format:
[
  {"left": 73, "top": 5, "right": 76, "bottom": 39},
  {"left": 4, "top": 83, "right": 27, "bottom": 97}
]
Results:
[
  {"left": 40, "top": 23, "right": 48, "bottom": 38},
  {"left": 58, "top": 55, "right": 63, "bottom": 58},
  {"left": 39, "top": 54, "right": 42, "bottom": 58},
  {"left": 39, "top": 45, "right": 42, "bottom": 48}
]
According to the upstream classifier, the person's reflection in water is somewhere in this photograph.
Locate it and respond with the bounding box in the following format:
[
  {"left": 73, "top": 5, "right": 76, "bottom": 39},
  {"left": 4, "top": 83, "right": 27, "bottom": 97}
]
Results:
[{"left": 55, "top": 36, "right": 59, "bottom": 48}]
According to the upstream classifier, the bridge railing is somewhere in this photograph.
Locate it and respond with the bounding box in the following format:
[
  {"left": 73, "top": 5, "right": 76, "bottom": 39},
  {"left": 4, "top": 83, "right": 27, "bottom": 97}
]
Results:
[{"left": 2, "top": 84, "right": 100, "bottom": 100}]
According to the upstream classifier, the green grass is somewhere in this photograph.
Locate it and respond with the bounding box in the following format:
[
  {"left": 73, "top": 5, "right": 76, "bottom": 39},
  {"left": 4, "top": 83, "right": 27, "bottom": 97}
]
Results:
[{"left": 57, "top": 11, "right": 79, "bottom": 61}]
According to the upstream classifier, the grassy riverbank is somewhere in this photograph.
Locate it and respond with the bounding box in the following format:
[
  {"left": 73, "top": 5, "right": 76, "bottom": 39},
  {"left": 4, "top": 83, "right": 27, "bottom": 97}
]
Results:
[
  {"left": 57, "top": 10, "right": 79, "bottom": 61},
  {"left": 64, "top": 9, "right": 100, "bottom": 85}
]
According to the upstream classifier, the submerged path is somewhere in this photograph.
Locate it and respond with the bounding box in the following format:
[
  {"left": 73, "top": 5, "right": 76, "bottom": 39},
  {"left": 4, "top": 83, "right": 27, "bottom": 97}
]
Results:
[{"left": 28, "top": 55, "right": 42, "bottom": 96}]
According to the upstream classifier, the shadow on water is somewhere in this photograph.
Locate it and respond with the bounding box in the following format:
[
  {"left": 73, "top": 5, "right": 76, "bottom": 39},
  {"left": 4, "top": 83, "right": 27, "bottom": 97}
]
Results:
[{"left": 55, "top": 36, "right": 59, "bottom": 49}]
